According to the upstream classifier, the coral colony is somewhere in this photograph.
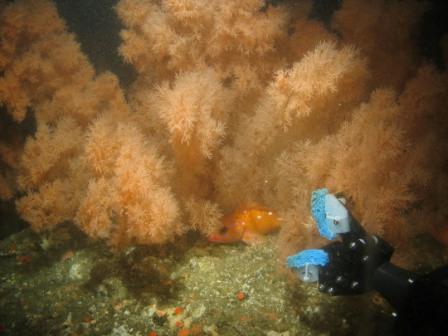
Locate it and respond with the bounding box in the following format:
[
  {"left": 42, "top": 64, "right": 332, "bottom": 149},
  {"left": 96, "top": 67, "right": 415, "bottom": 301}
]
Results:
[{"left": 1, "top": 0, "right": 448, "bottom": 259}]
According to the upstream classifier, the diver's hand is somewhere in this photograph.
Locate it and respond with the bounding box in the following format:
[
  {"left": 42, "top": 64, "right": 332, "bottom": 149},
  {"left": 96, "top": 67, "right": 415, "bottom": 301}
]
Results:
[
  {"left": 286, "top": 188, "right": 394, "bottom": 295},
  {"left": 318, "top": 234, "right": 393, "bottom": 295}
]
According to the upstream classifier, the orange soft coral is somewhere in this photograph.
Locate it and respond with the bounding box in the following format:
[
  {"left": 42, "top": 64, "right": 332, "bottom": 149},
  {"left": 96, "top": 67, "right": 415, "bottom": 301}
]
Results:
[
  {"left": 216, "top": 41, "right": 369, "bottom": 209},
  {"left": 332, "top": 0, "right": 428, "bottom": 90},
  {"left": 2, "top": 0, "right": 447, "bottom": 255},
  {"left": 116, "top": 0, "right": 289, "bottom": 92},
  {"left": 0, "top": 0, "right": 93, "bottom": 122},
  {"left": 77, "top": 121, "right": 183, "bottom": 247},
  {"left": 276, "top": 67, "right": 448, "bottom": 256}
]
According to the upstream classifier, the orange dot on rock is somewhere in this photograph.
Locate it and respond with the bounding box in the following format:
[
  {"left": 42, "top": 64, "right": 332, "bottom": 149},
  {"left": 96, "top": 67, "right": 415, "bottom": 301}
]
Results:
[
  {"left": 236, "top": 291, "right": 246, "bottom": 301},
  {"left": 177, "top": 329, "right": 190, "bottom": 336}
]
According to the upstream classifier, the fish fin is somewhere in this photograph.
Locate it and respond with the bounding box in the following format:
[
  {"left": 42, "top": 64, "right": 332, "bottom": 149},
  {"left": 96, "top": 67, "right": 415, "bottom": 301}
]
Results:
[
  {"left": 242, "top": 231, "right": 264, "bottom": 245},
  {"left": 208, "top": 233, "right": 240, "bottom": 244}
]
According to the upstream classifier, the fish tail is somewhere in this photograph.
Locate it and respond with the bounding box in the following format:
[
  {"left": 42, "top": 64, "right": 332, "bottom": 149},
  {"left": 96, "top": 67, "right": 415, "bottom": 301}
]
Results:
[{"left": 207, "top": 233, "right": 240, "bottom": 244}]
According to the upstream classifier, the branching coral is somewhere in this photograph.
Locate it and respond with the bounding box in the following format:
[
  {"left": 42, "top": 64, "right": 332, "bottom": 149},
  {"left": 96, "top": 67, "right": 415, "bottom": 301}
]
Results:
[
  {"left": 151, "top": 68, "right": 235, "bottom": 200},
  {"left": 332, "top": 0, "right": 428, "bottom": 90},
  {"left": 1, "top": 0, "right": 447, "bottom": 255},
  {"left": 0, "top": 136, "right": 21, "bottom": 200},
  {"left": 0, "top": 0, "right": 93, "bottom": 123},
  {"left": 285, "top": 89, "right": 414, "bottom": 237},
  {"left": 276, "top": 66, "right": 448, "bottom": 256},
  {"left": 0, "top": 173, "right": 14, "bottom": 200},
  {"left": 116, "top": 0, "right": 289, "bottom": 93},
  {"left": 77, "top": 121, "right": 183, "bottom": 247},
  {"left": 216, "top": 41, "right": 370, "bottom": 209}
]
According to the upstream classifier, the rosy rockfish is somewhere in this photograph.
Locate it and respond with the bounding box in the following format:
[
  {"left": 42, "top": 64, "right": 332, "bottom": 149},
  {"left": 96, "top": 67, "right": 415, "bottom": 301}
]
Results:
[{"left": 208, "top": 205, "right": 281, "bottom": 244}]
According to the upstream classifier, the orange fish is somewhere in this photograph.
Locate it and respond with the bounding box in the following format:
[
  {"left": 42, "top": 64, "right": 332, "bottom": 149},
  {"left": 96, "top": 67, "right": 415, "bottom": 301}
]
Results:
[{"left": 208, "top": 205, "right": 281, "bottom": 244}]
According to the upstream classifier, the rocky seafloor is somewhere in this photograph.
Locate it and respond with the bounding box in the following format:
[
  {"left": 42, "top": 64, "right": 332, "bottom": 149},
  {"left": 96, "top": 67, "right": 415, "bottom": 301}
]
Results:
[{"left": 0, "top": 223, "right": 446, "bottom": 336}]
